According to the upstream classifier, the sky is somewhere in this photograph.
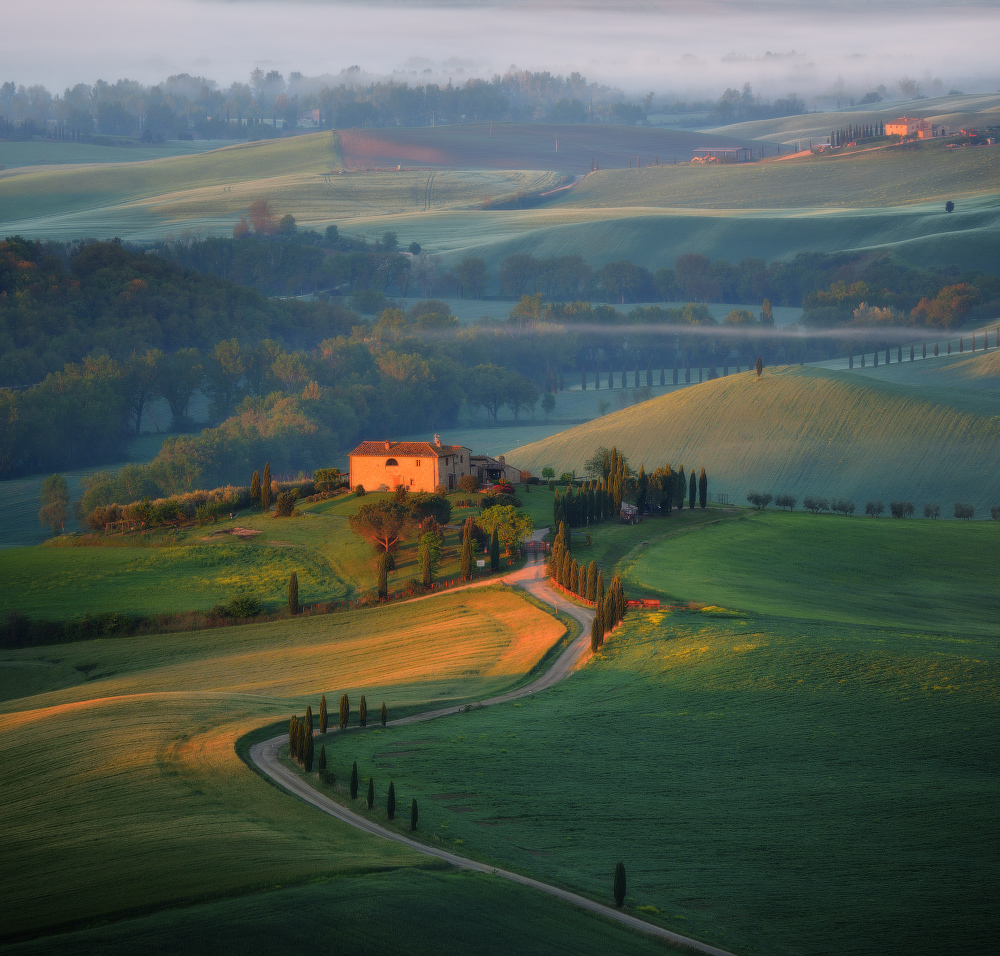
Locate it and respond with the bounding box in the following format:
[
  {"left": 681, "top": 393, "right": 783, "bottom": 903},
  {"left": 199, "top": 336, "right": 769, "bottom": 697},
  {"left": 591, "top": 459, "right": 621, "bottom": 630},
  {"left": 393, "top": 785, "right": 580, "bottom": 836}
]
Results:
[{"left": 4, "top": 0, "right": 1000, "bottom": 101}]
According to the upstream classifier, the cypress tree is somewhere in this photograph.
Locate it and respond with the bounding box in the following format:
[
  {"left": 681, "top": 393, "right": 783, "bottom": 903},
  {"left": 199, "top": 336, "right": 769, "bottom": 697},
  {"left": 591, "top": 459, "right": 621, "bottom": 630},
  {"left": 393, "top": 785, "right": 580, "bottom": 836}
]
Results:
[
  {"left": 422, "top": 540, "right": 432, "bottom": 586},
  {"left": 886, "top": 346, "right": 891, "bottom": 364},
  {"left": 676, "top": 466, "right": 686, "bottom": 510},
  {"left": 289, "top": 716, "right": 299, "bottom": 759},
  {"left": 581, "top": 368, "right": 587, "bottom": 390},
  {"left": 303, "top": 724, "right": 314, "bottom": 772},
  {"left": 660, "top": 366, "right": 665, "bottom": 386},
  {"left": 689, "top": 470, "right": 697, "bottom": 509},
  {"left": 698, "top": 467, "right": 708, "bottom": 509},
  {"left": 569, "top": 557, "right": 579, "bottom": 592},
  {"left": 288, "top": 571, "right": 299, "bottom": 614},
  {"left": 685, "top": 365, "right": 691, "bottom": 384},
  {"left": 673, "top": 365, "right": 678, "bottom": 385},
  {"left": 590, "top": 614, "right": 602, "bottom": 652},
  {"left": 461, "top": 521, "right": 473, "bottom": 580},
  {"left": 387, "top": 781, "right": 396, "bottom": 820},
  {"left": 320, "top": 693, "right": 328, "bottom": 734},
  {"left": 318, "top": 744, "right": 326, "bottom": 771},
  {"left": 305, "top": 704, "right": 313, "bottom": 738},
  {"left": 296, "top": 720, "right": 306, "bottom": 765},
  {"left": 367, "top": 777, "right": 374, "bottom": 809},
  {"left": 381, "top": 702, "right": 388, "bottom": 727},
  {"left": 261, "top": 462, "right": 272, "bottom": 512},
  {"left": 410, "top": 798, "right": 419, "bottom": 831},
  {"left": 359, "top": 695, "right": 367, "bottom": 727},
  {"left": 647, "top": 358, "right": 653, "bottom": 387},
  {"left": 350, "top": 760, "right": 359, "bottom": 799},
  {"left": 490, "top": 527, "right": 500, "bottom": 571},
  {"left": 340, "top": 693, "right": 349, "bottom": 729},
  {"left": 608, "top": 364, "right": 614, "bottom": 388},
  {"left": 898, "top": 345, "right": 903, "bottom": 363},
  {"left": 910, "top": 344, "right": 915, "bottom": 362},
  {"left": 586, "top": 561, "right": 597, "bottom": 602},
  {"left": 614, "top": 862, "right": 626, "bottom": 908},
  {"left": 561, "top": 550, "right": 573, "bottom": 589},
  {"left": 250, "top": 470, "right": 261, "bottom": 506}
]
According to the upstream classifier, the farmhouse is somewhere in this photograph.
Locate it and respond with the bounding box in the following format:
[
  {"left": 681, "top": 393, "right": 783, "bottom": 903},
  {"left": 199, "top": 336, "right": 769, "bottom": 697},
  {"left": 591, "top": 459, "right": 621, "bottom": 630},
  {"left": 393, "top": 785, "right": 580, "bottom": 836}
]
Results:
[
  {"left": 886, "top": 117, "right": 951, "bottom": 139},
  {"left": 692, "top": 146, "right": 752, "bottom": 163},
  {"left": 349, "top": 435, "right": 473, "bottom": 492}
]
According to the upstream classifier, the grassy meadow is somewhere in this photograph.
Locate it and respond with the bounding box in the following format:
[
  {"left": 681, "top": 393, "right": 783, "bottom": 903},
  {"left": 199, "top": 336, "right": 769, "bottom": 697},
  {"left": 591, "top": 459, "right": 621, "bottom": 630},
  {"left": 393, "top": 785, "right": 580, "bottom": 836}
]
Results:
[
  {"left": 0, "top": 487, "right": 528, "bottom": 621},
  {"left": 0, "top": 586, "right": 569, "bottom": 941},
  {"left": 504, "top": 365, "right": 1000, "bottom": 516},
  {"left": 0, "top": 138, "right": 233, "bottom": 169},
  {"left": 325, "top": 510, "right": 1000, "bottom": 956}
]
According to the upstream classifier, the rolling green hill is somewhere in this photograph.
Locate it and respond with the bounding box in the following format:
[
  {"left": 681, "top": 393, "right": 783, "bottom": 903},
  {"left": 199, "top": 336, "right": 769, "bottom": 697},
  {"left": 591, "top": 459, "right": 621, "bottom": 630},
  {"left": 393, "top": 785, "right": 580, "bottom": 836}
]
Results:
[{"left": 504, "top": 365, "right": 1000, "bottom": 514}]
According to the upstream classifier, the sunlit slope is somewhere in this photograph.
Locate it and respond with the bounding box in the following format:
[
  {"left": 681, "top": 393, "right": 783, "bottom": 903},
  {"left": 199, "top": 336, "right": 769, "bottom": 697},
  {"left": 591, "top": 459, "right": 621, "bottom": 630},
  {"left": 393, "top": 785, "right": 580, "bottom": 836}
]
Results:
[
  {"left": 0, "top": 131, "right": 562, "bottom": 240},
  {"left": 835, "top": 346, "right": 1000, "bottom": 393},
  {"left": 707, "top": 93, "right": 1000, "bottom": 143},
  {"left": 0, "top": 587, "right": 564, "bottom": 939},
  {"left": 553, "top": 142, "right": 1000, "bottom": 209},
  {"left": 505, "top": 366, "right": 1000, "bottom": 512}
]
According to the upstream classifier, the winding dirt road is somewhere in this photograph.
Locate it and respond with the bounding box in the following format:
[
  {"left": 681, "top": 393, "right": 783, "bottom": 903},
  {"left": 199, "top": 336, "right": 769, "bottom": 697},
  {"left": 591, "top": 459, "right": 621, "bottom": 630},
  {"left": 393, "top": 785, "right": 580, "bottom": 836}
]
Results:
[{"left": 249, "top": 547, "right": 738, "bottom": 956}]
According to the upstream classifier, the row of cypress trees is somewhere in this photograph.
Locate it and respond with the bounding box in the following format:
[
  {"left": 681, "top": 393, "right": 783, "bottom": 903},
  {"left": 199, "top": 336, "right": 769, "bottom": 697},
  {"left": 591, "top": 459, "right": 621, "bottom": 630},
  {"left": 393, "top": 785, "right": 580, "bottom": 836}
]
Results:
[{"left": 249, "top": 462, "right": 272, "bottom": 512}]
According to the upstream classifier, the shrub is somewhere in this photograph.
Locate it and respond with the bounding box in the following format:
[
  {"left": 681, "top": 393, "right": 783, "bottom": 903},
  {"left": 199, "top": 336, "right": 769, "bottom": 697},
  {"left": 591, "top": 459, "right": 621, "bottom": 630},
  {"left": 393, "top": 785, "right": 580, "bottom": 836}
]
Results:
[
  {"left": 407, "top": 492, "right": 452, "bottom": 525},
  {"left": 355, "top": 484, "right": 366, "bottom": 496},
  {"left": 479, "top": 492, "right": 521, "bottom": 510},
  {"left": 458, "top": 474, "right": 479, "bottom": 493},
  {"left": 434, "top": 484, "right": 449, "bottom": 495},
  {"left": 226, "top": 593, "right": 263, "bottom": 618},
  {"left": 746, "top": 491, "right": 772, "bottom": 510},
  {"left": 275, "top": 490, "right": 298, "bottom": 517}
]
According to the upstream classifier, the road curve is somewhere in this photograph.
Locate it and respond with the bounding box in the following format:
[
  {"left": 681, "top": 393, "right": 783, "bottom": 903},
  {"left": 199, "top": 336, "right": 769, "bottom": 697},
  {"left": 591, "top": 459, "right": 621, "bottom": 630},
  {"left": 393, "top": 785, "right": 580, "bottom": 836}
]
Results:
[{"left": 249, "top": 550, "right": 738, "bottom": 956}]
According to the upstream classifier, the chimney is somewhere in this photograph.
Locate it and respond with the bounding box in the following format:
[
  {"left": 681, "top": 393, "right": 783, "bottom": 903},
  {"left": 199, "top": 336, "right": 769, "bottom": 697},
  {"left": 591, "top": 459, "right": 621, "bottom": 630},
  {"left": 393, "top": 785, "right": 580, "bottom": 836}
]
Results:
[
  {"left": 384, "top": 440, "right": 391, "bottom": 450},
  {"left": 434, "top": 434, "right": 441, "bottom": 447},
  {"left": 499, "top": 456, "right": 505, "bottom": 466}
]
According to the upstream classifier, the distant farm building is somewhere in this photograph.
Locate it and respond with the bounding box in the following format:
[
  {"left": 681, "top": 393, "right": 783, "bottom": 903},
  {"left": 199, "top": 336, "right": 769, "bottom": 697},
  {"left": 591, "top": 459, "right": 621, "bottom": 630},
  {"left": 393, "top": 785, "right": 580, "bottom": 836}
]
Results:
[
  {"left": 692, "top": 146, "right": 752, "bottom": 164},
  {"left": 886, "top": 117, "right": 951, "bottom": 139},
  {"left": 349, "top": 436, "right": 473, "bottom": 492},
  {"left": 470, "top": 454, "right": 521, "bottom": 486}
]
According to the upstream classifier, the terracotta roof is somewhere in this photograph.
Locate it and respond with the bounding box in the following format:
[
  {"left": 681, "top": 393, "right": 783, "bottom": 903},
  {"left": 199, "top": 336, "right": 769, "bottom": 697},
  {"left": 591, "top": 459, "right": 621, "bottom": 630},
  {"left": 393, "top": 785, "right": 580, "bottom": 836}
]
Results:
[{"left": 349, "top": 441, "right": 470, "bottom": 458}]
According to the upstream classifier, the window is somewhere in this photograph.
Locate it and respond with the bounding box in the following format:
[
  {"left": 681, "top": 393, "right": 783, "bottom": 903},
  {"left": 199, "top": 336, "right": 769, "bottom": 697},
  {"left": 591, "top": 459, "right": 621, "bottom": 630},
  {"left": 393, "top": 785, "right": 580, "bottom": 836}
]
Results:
[
  {"left": 416, "top": 459, "right": 421, "bottom": 466},
  {"left": 385, "top": 458, "right": 399, "bottom": 467},
  {"left": 460, "top": 455, "right": 464, "bottom": 463}
]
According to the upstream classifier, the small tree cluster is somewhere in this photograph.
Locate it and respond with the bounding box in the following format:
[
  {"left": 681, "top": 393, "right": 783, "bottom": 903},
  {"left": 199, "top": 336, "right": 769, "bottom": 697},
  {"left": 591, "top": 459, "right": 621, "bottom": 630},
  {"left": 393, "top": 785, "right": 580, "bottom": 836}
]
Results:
[
  {"left": 924, "top": 503, "right": 941, "bottom": 519},
  {"left": 991, "top": 505, "right": 1000, "bottom": 521},
  {"left": 803, "top": 496, "right": 829, "bottom": 514},
  {"left": 831, "top": 499, "right": 855, "bottom": 515},
  {"left": 890, "top": 501, "right": 915, "bottom": 519},
  {"left": 954, "top": 503, "right": 974, "bottom": 520},
  {"left": 865, "top": 500, "right": 885, "bottom": 518},
  {"left": 775, "top": 494, "right": 797, "bottom": 511},
  {"left": 288, "top": 706, "right": 314, "bottom": 771},
  {"left": 746, "top": 491, "right": 772, "bottom": 510}
]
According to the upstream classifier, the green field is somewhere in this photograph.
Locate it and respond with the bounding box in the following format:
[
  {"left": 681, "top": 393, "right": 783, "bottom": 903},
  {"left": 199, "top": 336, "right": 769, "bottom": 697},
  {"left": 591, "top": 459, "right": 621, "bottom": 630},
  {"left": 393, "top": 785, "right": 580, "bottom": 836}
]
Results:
[
  {"left": 555, "top": 140, "right": 1000, "bottom": 210},
  {"left": 505, "top": 365, "right": 1000, "bottom": 516},
  {"left": 0, "top": 587, "right": 572, "bottom": 941},
  {"left": 326, "top": 511, "right": 1000, "bottom": 956}
]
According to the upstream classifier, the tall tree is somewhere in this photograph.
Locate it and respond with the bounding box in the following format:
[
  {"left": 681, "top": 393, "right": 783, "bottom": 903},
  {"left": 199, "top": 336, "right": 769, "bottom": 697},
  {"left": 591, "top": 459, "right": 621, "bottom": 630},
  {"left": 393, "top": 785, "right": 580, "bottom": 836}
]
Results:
[
  {"left": 613, "top": 862, "right": 626, "bottom": 908},
  {"left": 461, "top": 519, "right": 474, "bottom": 579},
  {"left": 250, "top": 469, "right": 261, "bottom": 506},
  {"left": 689, "top": 470, "right": 697, "bottom": 510},
  {"left": 698, "top": 467, "right": 708, "bottom": 509},
  {"left": 339, "top": 693, "right": 349, "bottom": 729},
  {"left": 422, "top": 539, "right": 432, "bottom": 587},
  {"left": 288, "top": 571, "right": 299, "bottom": 614},
  {"left": 39, "top": 473, "right": 70, "bottom": 534},
  {"left": 586, "top": 561, "right": 597, "bottom": 602},
  {"left": 350, "top": 760, "right": 359, "bottom": 799},
  {"left": 490, "top": 527, "right": 500, "bottom": 571},
  {"left": 261, "top": 461, "right": 272, "bottom": 512},
  {"left": 319, "top": 693, "right": 328, "bottom": 734},
  {"left": 359, "top": 695, "right": 368, "bottom": 727},
  {"left": 302, "top": 723, "right": 314, "bottom": 772},
  {"left": 387, "top": 781, "right": 396, "bottom": 820},
  {"left": 381, "top": 702, "right": 387, "bottom": 727},
  {"left": 367, "top": 776, "right": 375, "bottom": 809},
  {"left": 410, "top": 798, "right": 419, "bottom": 831}
]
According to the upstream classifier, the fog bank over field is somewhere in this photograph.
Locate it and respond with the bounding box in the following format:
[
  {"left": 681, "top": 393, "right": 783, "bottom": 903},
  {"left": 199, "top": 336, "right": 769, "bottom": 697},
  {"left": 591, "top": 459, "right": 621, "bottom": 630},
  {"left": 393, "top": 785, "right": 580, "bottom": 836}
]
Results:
[{"left": 7, "top": 0, "right": 1000, "bottom": 104}]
